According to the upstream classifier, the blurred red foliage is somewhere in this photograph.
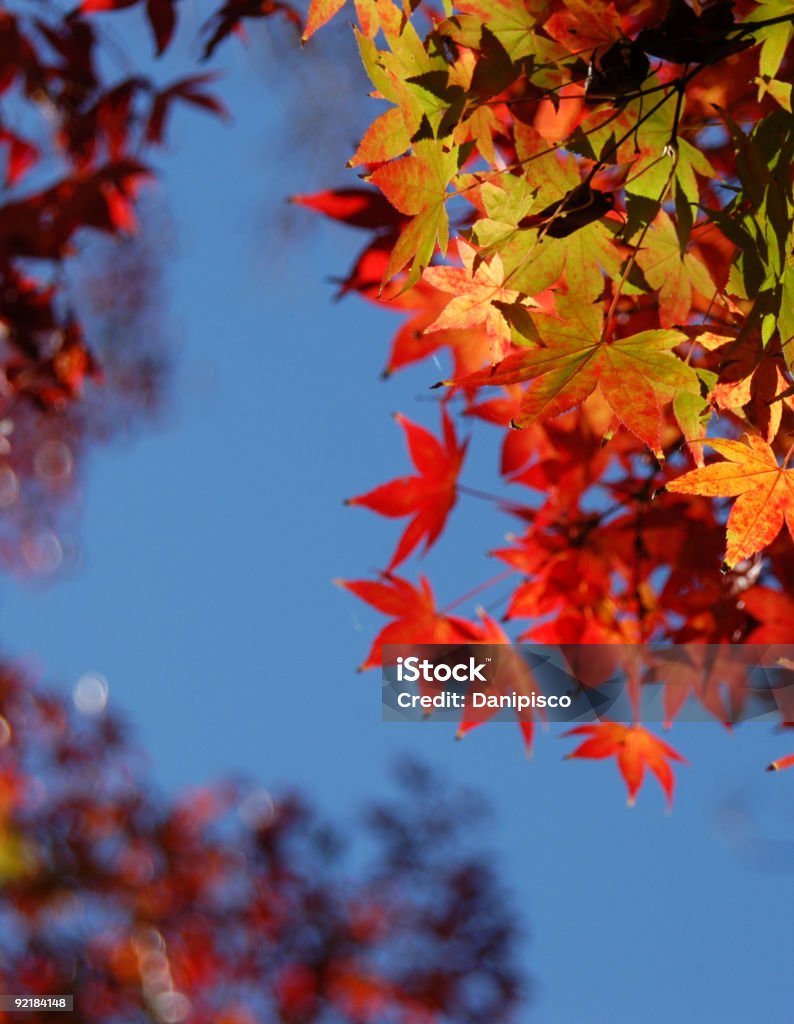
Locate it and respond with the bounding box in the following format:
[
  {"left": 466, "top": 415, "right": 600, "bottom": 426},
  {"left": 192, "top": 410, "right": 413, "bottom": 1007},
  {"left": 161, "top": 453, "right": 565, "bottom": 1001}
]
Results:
[
  {"left": 0, "top": 666, "right": 527, "bottom": 1022},
  {"left": 0, "top": 0, "right": 292, "bottom": 574}
]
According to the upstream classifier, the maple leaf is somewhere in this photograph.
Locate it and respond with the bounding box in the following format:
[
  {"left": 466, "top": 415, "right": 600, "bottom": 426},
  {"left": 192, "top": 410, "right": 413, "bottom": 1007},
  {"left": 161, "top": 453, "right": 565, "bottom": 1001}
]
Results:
[
  {"left": 146, "top": 74, "right": 229, "bottom": 145},
  {"left": 744, "top": 586, "right": 794, "bottom": 644},
  {"left": 81, "top": 0, "right": 178, "bottom": 54},
  {"left": 492, "top": 499, "right": 638, "bottom": 638},
  {"left": 346, "top": 407, "right": 467, "bottom": 570},
  {"left": 377, "top": 276, "right": 494, "bottom": 379},
  {"left": 7, "top": 319, "right": 101, "bottom": 411},
  {"left": 649, "top": 646, "right": 758, "bottom": 727},
  {"left": 585, "top": 40, "right": 649, "bottom": 103},
  {"left": 337, "top": 574, "right": 479, "bottom": 670},
  {"left": 665, "top": 435, "right": 794, "bottom": 568},
  {"left": 331, "top": 235, "right": 396, "bottom": 298},
  {"left": 453, "top": 0, "right": 542, "bottom": 60},
  {"left": 290, "top": 188, "right": 400, "bottom": 230},
  {"left": 455, "top": 612, "right": 535, "bottom": 754},
  {"left": 635, "top": 0, "right": 743, "bottom": 65},
  {"left": 25, "top": 0, "right": 794, "bottom": 805},
  {"left": 635, "top": 211, "right": 718, "bottom": 328},
  {"left": 0, "top": 162, "right": 151, "bottom": 261},
  {"left": 302, "top": 0, "right": 346, "bottom": 42},
  {"left": 421, "top": 240, "right": 540, "bottom": 362},
  {"left": 441, "top": 301, "right": 699, "bottom": 457},
  {"left": 518, "top": 185, "right": 615, "bottom": 239},
  {"left": 543, "top": 0, "right": 623, "bottom": 53},
  {"left": 199, "top": 0, "right": 302, "bottom": 60},
  {"left": 144, "top": 0, "right": 178, "bottom": 53},
  {"left": 564, "top": 723, "right": 687, "bottom": 807},
  {"left": 704, "top": 334, "right": 794, "bottom": 444},
  {"left": 349, "top": 106, "right": 411, "bottom": 166},
  {"left": 369, "top": 141, "right": 460, "bottom": 285}
]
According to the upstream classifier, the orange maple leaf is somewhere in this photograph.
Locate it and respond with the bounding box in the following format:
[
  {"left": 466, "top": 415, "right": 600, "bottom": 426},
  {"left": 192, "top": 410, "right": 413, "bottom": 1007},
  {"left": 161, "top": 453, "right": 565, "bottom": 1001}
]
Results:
[
  {"left": 666, "top": 435, "right": 794, "bottom": 568},
  {"left": 337, "top": 574, "right": 478, "bottom": 671},
  {"left": 564, "top": 722, "right": 687, "bottom": 807},
  {"left": 376, "top": 276, "right": 495, "bottom": 379},
  {"left": 543, "top": 0, "right": 623, "bottom": 53},
  {"left": 346, "top": 408, "right": 467, "bottom": 570},
  {"left": 421, "top": 240, "right": 540, "bottom": 362}
]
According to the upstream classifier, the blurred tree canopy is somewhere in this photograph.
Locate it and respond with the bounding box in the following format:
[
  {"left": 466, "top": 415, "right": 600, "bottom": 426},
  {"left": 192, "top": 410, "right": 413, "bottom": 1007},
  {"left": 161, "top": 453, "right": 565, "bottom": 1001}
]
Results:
[{"left": 0, "top": 666, "right": 527, "bottom": 1022}]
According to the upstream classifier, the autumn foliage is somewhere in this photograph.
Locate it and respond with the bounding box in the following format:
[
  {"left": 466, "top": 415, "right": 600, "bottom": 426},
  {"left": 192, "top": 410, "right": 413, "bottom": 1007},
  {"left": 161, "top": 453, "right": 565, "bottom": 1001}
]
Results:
[
  {"left": 2, "top": 0, "right": 794, "bottom": 804},
  {"left": 288, "top": 0, "right": 794, "bottom": 801},
  {"left": 0, "top": 2, "right": 215, "bottom": 572},
  {"left": 0, "top": 665, "right": 525, "bottom": 1022}
]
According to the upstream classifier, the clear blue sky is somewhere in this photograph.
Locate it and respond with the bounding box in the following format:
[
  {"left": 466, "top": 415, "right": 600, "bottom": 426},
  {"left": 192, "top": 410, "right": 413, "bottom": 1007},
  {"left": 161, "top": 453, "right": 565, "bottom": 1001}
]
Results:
[{"left": 1, "top": 10, "right": 792, "bottom": 1022}]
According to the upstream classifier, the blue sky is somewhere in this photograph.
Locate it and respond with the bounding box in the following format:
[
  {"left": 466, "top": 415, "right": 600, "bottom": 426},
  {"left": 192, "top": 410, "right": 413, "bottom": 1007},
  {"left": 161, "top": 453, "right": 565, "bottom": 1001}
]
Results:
[{"left": 2, "top": 10, "right": 793, "bottom": 1021}]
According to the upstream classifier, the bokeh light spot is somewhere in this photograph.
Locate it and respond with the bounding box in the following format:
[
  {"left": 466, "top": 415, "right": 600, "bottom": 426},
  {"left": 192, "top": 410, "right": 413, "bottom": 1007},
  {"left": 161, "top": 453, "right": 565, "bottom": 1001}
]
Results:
[{"left": 73, "top": 673, "right": 109, "bottom": 715}]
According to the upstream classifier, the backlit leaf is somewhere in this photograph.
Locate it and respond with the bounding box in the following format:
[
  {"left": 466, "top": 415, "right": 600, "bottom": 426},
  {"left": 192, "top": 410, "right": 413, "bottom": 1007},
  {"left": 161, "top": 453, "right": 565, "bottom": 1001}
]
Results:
[{"left": 666, "top": 435, "right": 794, "bottom": 567}]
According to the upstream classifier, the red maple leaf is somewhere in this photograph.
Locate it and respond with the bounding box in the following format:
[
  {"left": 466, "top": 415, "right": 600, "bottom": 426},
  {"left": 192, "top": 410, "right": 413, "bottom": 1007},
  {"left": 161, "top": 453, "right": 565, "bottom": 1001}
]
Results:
[
  {"left": 290, "top": 188, "right": 400, "bottom": 230},
  {"left": 564, "top": 722, "right": 687, "bottom": 807},
  {"left": 337, "top": 573, "right": 478, "bottom": 671},
  {"left": 80, "top": 0, "right": 179, "bottom": 55},
  {"left": 456, "top": 612, "right": 536, "bottom": 755},
  {"left": 199, "top": 0, "right": 302, "bottom": 60},
  {"left": 346, "top": 407, "right": 467, "bottom": 570},
  {"left": 146, "top": 74, "right": 229, "bottom": 144},
  {"left": 744, "top": 586, "right": 794, "bottom": 644}
]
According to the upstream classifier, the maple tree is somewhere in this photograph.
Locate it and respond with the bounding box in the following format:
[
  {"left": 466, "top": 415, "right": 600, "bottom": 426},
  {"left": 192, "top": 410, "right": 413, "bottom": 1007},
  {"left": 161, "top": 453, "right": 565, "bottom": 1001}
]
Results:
[{"left": 0, "top": 664, "right": 526, "bottom": 1022}]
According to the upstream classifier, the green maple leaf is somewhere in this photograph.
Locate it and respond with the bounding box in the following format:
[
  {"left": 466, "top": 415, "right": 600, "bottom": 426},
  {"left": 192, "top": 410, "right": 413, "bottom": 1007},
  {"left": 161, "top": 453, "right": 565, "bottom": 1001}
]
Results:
[
  {"left": 370, "top": 140, "right": 460, "bottom": 285},
  {"left": 440, "top": 301, "right": 699, "bottom": 456},
  {"left": 635, "top": 211, "right": 717, "bottom": 327},
  {"left": 752, "top": 0, "right": 794, "bottom": 79},
  {"left": 453, "top": 0, "right": 547, "bottom": 60}
]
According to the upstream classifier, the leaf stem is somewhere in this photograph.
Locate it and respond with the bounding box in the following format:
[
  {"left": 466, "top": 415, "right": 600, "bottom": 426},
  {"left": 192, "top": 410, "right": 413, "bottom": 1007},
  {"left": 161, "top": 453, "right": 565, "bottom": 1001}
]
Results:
[
  {"left": 441, "top": 568, "right": 517, "bottom": 614},
  {"left": 583, "top": 87, "right": 675, "bottom": 185},
  {"left": 457, "top": 482, "right": 527, "bottom": 508},
  {"left": 668, "top": 70, "right": 688, "bottom": 151},
  {"left": 601, "top": 160, "right": 676, "bottom": 342}
]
